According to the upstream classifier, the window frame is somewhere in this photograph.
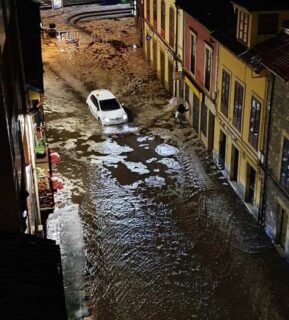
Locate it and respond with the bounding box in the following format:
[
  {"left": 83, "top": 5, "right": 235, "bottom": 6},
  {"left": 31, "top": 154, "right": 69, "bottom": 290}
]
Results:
[
  {"left": 204, "top": 44, "right": 212, "bottom": 91},
  {"left": 220, "top": 69, "right": 230, "bottom": 117},
  {"left": 248, "top": 96, "right": 261, "bottom": 150},
  {"left": 160, "top": 0, "right": 165, "bottom": 38},
  {"left": 189, "top": 30, "right": 196, "bottom": 75},
  {"left": 238, "top": 10, "right": 249, "bottom": 45},
  {"left": 169, "top": 6, "right": 175, "bottom": 48},
  {"left": 232, "top": 81, "right": 244, "bottom": 132},
  {"left": 153, "top": 0, "right": 157, "bottom": 29}
]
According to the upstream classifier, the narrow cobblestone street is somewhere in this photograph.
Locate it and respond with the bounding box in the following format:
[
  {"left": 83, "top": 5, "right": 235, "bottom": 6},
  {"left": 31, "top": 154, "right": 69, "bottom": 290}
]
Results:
[{"left": 42, "top": 5, "right": 289, "bottom": 320}]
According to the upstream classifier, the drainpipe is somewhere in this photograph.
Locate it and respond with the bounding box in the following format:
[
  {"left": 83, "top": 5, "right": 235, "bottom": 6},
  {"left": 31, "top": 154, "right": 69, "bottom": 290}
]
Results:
[
  {"left": 174, "top": 1, "right": 179, "bottom": 96},
  {"left": 258, "top": 72, "right": 275, "bottom": 225}
]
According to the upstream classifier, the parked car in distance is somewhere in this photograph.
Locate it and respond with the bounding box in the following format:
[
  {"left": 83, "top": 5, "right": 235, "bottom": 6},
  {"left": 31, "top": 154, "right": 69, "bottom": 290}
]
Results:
[{"left": 86, "top": 89, "right": 128, "bottom": 126}]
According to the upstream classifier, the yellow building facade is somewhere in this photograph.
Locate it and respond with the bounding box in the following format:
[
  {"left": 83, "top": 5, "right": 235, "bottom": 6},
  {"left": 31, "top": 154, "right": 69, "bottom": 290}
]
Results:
[
  {"left": 213, "top": 43, "right": 268, "bottom": 217},
  {"left": 143, "top": 0, "right": 183, "bottom": 96}
]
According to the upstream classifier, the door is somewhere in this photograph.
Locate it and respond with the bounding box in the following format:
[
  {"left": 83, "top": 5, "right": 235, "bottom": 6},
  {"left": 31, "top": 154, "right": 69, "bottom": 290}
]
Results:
[
  {"left": 219, "top": 131, "right": 227, "bottom": 169},
  {"left": 230, "top": 145, "right": 239, "bottom": 181},
  {"left": 192, "top": 93, "right": 199, "bottom": 132},
  {"left": 168, "top": 59, "right": 174, "bottom": 94},
  {"left": 245, "top": 164, "right": 256, "bottom": 204},
  {"left": 160, "top": 50, "right": 165, "bottom": 86},
  {"left": 146, "top": 38, "right": 151, "bottom": 63},
  {"left": 208, "top": 111, "right": 215, "bottom": 152},
  {"left": 153, "top": 40, "right": 157, "bottom": 71}
]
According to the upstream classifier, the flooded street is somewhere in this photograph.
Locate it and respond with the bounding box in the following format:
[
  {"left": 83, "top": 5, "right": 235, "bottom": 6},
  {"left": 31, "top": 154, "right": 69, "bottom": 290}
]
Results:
[{"left": 42, "top": 5, "right": 289, "bottom": 320}]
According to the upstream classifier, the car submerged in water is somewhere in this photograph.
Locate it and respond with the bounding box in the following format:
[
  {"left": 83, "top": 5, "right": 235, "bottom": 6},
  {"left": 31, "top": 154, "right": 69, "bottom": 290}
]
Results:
[{"left": 86, "top": 89, "right": 128, "bottom": 126}]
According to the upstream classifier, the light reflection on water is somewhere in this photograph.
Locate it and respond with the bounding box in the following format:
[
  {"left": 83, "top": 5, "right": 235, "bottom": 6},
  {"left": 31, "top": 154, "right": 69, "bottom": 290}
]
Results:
[{"left": 78, "top": 130, "right": 289, "bottom": 320}]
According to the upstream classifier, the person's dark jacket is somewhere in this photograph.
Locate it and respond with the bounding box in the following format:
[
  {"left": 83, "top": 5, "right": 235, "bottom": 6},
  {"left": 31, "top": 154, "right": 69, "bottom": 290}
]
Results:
[{"left": 177, "top": 104, "right": 188, "bottom": 114}]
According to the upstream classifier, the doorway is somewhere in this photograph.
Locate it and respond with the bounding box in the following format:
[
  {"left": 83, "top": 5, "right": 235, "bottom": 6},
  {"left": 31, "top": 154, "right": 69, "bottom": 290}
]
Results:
[
  {"left": 192, "top": 93, "right": 199, "bottom": 132},
  {"left": 153, "top": 40, "right": 157, "bottom": 71},
  {"left": 160, "top": 51, "right": 165, "bottom": 86},
  {"left": 230, "top": 145, "right": 239, "bottom": 181},
  {"left": 219, "top": 131, "right": 227, "bottom": 169},
  {"left": 168, "top": 59, "right": 174, "bottom": 94},
  {"left": 146, "top": 39, "right": 151, "bottom": 63},
  {"left": 208, "top": 111, "right": 215, "bottom": 152},
  {"left": 245, "top": 163, "right": 256, "bottom": 204}
]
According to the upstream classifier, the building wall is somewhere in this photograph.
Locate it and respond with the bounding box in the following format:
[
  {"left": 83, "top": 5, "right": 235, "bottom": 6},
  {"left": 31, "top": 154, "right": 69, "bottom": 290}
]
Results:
[
  {"left": 250, "top": 11, "right": 289, "bottom": 47},
  {"left": 143, "top": 0, "right": 183, "bottom": 95},
  {"left": 183, "top": 14, "right": 218, "bottom": 96},
  {"left": 182, "top": 13, "right": 218, "bottom": 150},
  {"left": 264, "top": 75, "right": 289, "bottom": 257},
  {"left": 214, "top": 44, "right": 268, "bottom": 214}
]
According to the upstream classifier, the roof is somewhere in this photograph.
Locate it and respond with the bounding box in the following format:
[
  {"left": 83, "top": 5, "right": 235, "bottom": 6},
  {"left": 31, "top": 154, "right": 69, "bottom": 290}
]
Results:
[
  {"left": 241, "top": 32, "right": 289, "bottom": 81},
  {"left": 0, "top": 235, "right": 67, "bottom": 320},
  {"left": 231, "top": 0, "right": 289, "bottom": 12},
  {"left": 92, "top": 89, "right": 116, "bottom": 100},
  {"left": 176, "top": 0, "right": 235, "bottom": 31},
  {"left": 212, "top": 30, "right": 247, "bottom": 56}
]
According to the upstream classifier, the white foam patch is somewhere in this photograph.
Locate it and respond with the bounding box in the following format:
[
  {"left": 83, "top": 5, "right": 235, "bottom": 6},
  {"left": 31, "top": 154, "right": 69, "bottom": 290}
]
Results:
[
  {"left": 146, "top": 158, "right": 157, "bottom": 164},
  {"left": 158, "top": 158, "right": 181, "bottom": 170},
  {"left": 144, "top": 176, "right": 166, "bottom": 188},
  {"left": 123, "top": 161, "right": 150, "bottom": 174},
  {"left": 88, "top": 154, "right": 126, "bottom": 166},
  {"left": 124, "top": 180, "right": 144, "bottom": 190},
  {"left": 102, "top": 124, "right": 139, "bottom": 135},
  {"left": 155, "top": 143, "right": 179, "bottom": 157},
  {"left": 137, "top": 136, "right": 155, "bottom": 142},
  {"left": 86, "top": 140, "right": 133, "bottom": 154}
]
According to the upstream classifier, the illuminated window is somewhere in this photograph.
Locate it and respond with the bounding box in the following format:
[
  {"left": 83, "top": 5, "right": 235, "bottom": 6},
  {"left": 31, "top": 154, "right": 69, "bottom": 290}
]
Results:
[
  {"left": 248, "top": 97, "right": 261, "bottom": 150},
  {"left": 204, "top": 45, "right": 212, "bottom": 91},
  {"left": 233, "top": 81, "right": 244, "bottom": 132},
  {"left": 238, "top": 10, "right": 249, "bottom": 44}
]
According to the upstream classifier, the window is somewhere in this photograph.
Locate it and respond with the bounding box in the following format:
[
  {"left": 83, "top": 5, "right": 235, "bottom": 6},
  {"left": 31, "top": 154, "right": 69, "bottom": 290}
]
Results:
[
  {"left": 169, "top": 7, "right": 175, "bottom": 48},
  {"left": 258, "top": 14, "right": 278, "bottom": 35},
  {"left": 280, "top": 137, "right": 289, "bottom": 193},
  {"left": 90, "top": 95, "right": 99, "bottom": 110},
  {"left": 248, "top": 97, "right": 261, "bottom": 150},
  {"left": 153, "top": 0, "right": 157, "bottom": 29},
  {"left": 220, "top": 70, "right": 230, "bottom": 117},
  {"left": 146, "top": 0, "right": 150, "bottom": 22},
  {"left": 238, "top": 10, "right": 249, "bottom": 44},
  {"left": 201, "top": 103, "right": 207, "bottom": 136},
  {"left": 204, "top": 46, "right": 212, "bottom": 91},
  {"left": 277, "top": 204, "right": 288, "bottom": 249},
  {"left": 160, "top": 0, "right": 165, "bottom": 38},
  {"left": 190, "top": 30, "right": 196, "bottom": 75},
  {"left": 233, "top": 81, "right": 244, "bottom": 132}
]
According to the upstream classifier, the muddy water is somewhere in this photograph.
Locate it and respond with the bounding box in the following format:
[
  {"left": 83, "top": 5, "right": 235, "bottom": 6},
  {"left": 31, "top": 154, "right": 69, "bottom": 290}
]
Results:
[
  {"left": 41, "top": 9, "right": 289, "bottom": 319},
  {"left": 78, "top": 126, "right": 289, "bottom": 320},
  {"left": 45, "top": 61, "right": 289, "bottom": 320}
]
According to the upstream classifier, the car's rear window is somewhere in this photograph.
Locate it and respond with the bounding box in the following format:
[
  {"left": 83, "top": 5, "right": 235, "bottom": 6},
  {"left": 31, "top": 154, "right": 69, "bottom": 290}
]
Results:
[{"left": 99, "top": 98, "right": 120, "bottom": 111}]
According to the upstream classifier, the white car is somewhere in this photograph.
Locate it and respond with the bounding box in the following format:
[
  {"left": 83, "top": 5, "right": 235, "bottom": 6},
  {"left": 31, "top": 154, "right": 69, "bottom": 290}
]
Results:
[{"left": 86, "top": 89, "right": 128, "bottom": 125}]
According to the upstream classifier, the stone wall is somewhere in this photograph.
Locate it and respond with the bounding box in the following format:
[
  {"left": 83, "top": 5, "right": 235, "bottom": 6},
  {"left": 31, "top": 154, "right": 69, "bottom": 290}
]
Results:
[{"left": 264, "top": 74, "right": 289, "bottom": 256}]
